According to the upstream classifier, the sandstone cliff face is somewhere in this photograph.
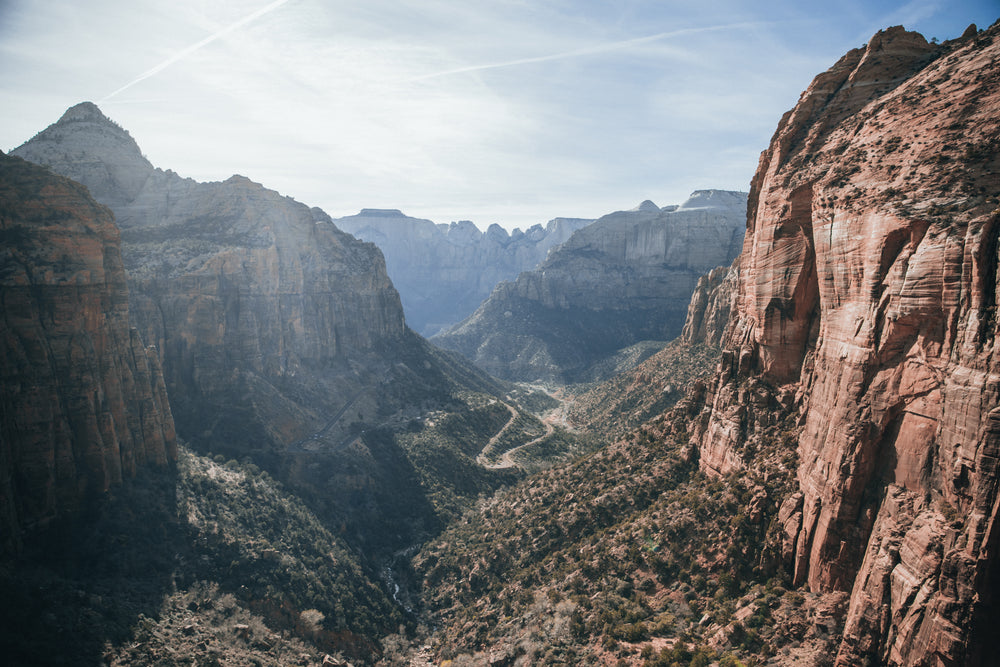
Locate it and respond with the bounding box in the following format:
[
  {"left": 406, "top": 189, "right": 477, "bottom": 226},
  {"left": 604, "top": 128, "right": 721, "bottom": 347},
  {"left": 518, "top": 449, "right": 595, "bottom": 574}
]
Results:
[
  {"left": 335, "top": 209, "right": 592, "bottom": 336},
  {"left": 433, "top": 191, "right": 746, "bottom": 383},
  {"left": 691, "top": 24, "right": 1000, "bottom": 665},
  {"left": 0, "top": 152, "right": 175, "bottom": 553}
]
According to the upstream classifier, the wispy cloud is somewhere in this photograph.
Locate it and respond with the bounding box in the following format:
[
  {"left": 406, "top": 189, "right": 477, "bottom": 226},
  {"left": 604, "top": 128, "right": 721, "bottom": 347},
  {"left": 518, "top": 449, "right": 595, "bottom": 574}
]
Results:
[
  {"left": 99, "top": 0, "right": 293, "bottom": 102},
  {"left": 404, "top": 21, "right": 772, "bottom": 82}
]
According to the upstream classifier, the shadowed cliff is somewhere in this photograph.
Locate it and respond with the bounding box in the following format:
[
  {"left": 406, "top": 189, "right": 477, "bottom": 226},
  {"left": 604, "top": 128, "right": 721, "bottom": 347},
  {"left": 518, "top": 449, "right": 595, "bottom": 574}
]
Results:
[
  {"left": 0, "top": 151, "right": 175, "bottom": 555},
  {"left": 11, "top": 103, "right": 514, "bottom": 559}
]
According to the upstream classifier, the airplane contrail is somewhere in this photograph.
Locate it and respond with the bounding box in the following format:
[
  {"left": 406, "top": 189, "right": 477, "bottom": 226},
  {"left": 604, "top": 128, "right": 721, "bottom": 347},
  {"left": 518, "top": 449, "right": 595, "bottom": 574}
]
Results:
[
  {"left": 99, "top": 0, "right": 293, "bottom": 102},
  {"left": 406, "top": 21, "right": 770, "bottom": 82}
]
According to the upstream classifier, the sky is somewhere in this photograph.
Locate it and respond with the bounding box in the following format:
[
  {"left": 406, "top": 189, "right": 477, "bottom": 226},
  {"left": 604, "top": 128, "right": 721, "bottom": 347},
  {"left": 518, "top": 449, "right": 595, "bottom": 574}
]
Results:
[{"left": 1, "top": 1, "right": 997, "bottom": 231}]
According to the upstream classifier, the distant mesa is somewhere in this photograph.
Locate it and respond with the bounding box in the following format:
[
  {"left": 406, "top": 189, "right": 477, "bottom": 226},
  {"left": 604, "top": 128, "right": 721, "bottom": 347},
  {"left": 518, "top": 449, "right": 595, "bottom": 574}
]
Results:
[{"left": 357, "top": 208, "right": 408, "bottom": 217}]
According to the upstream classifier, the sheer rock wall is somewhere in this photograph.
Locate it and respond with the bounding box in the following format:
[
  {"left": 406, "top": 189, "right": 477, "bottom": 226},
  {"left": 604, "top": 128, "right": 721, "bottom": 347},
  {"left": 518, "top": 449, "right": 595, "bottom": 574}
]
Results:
[{"left": 691, "top": 24, "right": 1000, "bottom": 665}]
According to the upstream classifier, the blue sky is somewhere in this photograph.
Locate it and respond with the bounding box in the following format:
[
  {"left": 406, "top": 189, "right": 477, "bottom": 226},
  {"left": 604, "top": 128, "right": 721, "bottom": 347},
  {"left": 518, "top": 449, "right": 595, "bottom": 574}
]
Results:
[{"left": 1, "top": 0, "right": 996, "bottom": 230}]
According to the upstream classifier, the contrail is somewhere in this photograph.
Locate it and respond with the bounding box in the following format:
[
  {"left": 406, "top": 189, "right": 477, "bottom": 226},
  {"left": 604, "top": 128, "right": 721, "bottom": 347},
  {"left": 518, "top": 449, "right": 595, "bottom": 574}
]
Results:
[
  {"left": 406, "top": 21, "right": 770, "bottom": 82},
  {"left": 99, "top": 0, "right": 293, "bottom": 102}
]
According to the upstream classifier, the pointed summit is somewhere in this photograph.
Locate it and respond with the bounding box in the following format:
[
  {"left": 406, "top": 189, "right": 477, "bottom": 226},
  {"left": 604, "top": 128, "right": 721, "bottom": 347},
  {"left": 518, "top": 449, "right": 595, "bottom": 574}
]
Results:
[
  {"left": 57, "top": 101, "right": 111, "bottom": 124},
  {"left": 632, "top": 200, "right": 660, "bottom": 213},
  {"left": 13, "top": 102, "right": 153, "bottom": 206}
]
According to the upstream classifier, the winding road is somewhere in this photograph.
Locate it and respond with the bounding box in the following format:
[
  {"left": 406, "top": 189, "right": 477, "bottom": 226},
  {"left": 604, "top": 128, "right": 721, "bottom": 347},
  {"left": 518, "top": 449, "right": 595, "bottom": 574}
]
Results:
[{"left": 476, "top": 393, "right": 567, "bottom": 469}]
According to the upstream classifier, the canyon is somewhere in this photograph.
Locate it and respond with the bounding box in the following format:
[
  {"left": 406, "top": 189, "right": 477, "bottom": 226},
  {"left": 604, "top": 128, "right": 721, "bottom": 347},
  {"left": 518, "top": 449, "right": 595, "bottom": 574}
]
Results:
[{"left": 0, "top": 17, "right": 998, "bottom": 667}]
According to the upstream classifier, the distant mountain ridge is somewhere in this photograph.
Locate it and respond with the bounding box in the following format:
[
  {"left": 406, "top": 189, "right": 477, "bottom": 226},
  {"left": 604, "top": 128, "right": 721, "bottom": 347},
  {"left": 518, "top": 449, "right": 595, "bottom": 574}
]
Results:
[
  {"left": 433, "top": 189, "right": 747, "bottom": 383},
  {"left": 335, "top": 208, "right": 593, "bottom": 336}
]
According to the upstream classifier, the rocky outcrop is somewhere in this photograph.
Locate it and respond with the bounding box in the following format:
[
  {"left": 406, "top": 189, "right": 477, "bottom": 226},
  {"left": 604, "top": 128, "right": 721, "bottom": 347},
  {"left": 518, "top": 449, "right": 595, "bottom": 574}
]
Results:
[
  {"left": 433, "top": 191, "right": 746, "bottom": 383},
  {"left": 689, "top": 23, "right": 1000, "bottom": 665},
  {"left": 0, "top": 152, "right": 175, "bottom": 553},
  {"left": 335, "top": 209, "right": 593, "bottom": 336},
  {"left": 681, "top": 257, "right": 740, "bottom": 347}
]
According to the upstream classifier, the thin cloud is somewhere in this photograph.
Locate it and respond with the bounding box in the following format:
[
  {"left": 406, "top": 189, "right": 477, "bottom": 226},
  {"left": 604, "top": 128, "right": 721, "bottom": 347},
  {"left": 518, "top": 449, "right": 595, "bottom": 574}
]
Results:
[
  {"left": 99, "top": 0, "right": 294, "bottom": 102},
  {"left": 405, "top": 21, "right": 772, "bottom": 82}
]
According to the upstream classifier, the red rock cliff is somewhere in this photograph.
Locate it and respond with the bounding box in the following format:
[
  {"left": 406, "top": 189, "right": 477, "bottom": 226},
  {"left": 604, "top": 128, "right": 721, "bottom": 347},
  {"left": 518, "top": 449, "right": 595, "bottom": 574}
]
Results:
[
  {"left": 0, "top": 153, "right": 176, "bottom": 553},
  {"left": 695, "top": 23, "right": 1000, "bottom": 665}
]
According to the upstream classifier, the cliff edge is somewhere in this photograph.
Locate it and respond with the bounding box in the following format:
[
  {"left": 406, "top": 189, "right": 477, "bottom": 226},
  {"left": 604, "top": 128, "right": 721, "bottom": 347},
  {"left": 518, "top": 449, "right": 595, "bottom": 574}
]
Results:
[{"left": 691, "top": 23, "right": 1000, "bottom": 665}]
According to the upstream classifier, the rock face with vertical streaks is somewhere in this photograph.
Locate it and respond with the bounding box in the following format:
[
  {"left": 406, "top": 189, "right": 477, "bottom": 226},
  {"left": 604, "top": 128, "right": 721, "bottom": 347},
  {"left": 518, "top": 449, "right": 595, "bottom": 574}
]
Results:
[
  {"left": 335, "top": 209, "right": 593, "bottom": 336},
  {"left": 681, "top": 257, "right": 740, "bottom": 347},
  {"left": 688, "top": 23, "right": 1000, "bottom": 665},
  {"left": 12, "top": 102, "right": 419, "bottom": 458},
  {"left": 0, "top": 151, "right": 175, "bottom": 554}
]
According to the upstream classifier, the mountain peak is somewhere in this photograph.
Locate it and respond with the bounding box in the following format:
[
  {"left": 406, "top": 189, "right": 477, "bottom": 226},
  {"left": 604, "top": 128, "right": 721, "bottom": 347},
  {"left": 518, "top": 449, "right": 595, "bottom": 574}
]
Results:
[
  {"left": 57, "top": 101, "right": 111, "bottom": 124},
  {"left": 13, "top": 102, "right": 152, "bottom": 205},
  {"left": 632, "top": 200, "right": 660, "bottom": 213},
  {"left": 358, "top": 208, "right": 407, "bottom": 218}
]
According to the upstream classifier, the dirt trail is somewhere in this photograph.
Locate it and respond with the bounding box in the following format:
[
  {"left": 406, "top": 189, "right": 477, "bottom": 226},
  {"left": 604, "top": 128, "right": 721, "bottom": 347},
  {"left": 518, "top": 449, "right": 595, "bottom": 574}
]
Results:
[
  {"left": 286, "top": 393, "right": 361, "bottom": 453},
  {"left": 486, "top": 417, "right": 555, "bottom": 469},
  {"left": 477, "top": 387, "right": 573, "bottom": 469},
  {"left": 475, "top": 402, "right": 518, "bottom": 467}
]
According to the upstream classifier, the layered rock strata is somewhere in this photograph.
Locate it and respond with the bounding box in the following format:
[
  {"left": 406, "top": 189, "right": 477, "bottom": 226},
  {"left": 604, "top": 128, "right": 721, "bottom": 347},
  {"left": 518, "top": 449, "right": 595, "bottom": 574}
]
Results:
[
  {"left": 12, "top": 102, "right": 514, "bottom": 558},
  {"left": 0, "top": 152, "right": 175, "bottom": 553},
  {"left": 335, "top": 209, "right": 593, "bottom": 336},
  {"left": 690, "top": 23, "right": 1000, "bottom": 665},
  {"left": 433, "top": 191, "right": 747, "bottom": 383}
]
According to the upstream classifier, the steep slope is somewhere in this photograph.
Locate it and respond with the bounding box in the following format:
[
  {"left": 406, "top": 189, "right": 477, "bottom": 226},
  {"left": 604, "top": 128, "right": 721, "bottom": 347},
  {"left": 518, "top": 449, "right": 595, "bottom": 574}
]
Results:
[
  {"left": 685, "top": 22, "right": 1000, "bottom": 665},
  {"left": 680, "top": 257, "right": 740, "bottom": 347},
  {"left": 0, "top": 446, "right": 403, "bottom": 666},
  {"left": 0, "top": 152, "right": 176, "bottom": 555},
  {"left": 335, "top": 209, "right": 593, "bottom": 336},
  {"left": 433, "top": 191, "right": 746, "bottom": 383},
  {"left": 11, "top": 103, "right": 520, "bottom": 557},
  {"left": 14, "top": 103, "right": 405, "bottom": 453}
]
